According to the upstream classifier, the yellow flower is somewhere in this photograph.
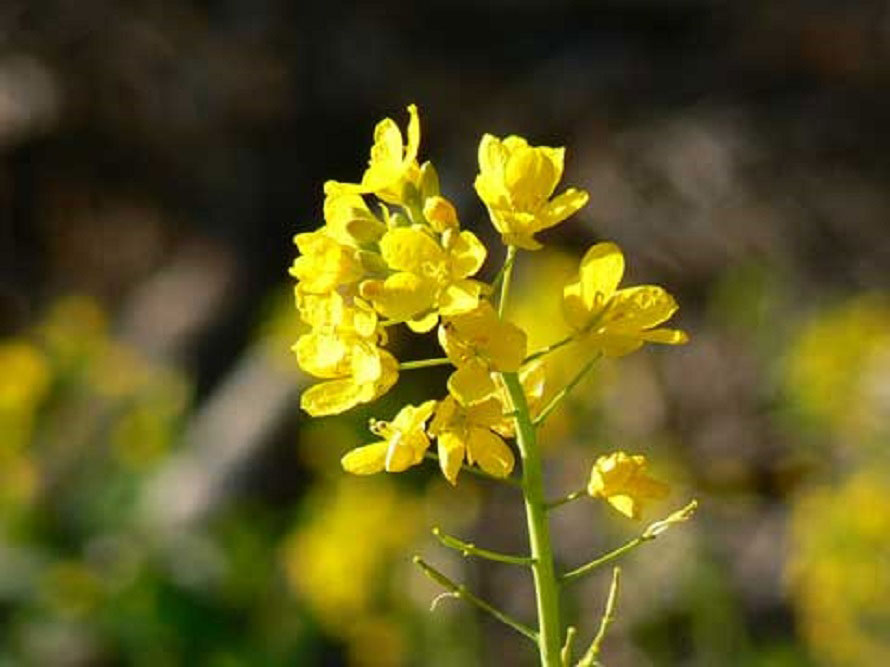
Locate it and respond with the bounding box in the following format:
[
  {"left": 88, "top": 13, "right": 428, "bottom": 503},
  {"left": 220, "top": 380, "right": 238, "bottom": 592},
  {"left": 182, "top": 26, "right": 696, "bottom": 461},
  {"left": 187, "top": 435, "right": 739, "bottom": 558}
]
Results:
[
  {"left": 282, "top": 478, "right": 421, "bottom": 628},
  {"left": 0, "top": 341, "right": 50, "bottom": 413},
  {"left": 341, "top": 400, "right": 437, "bottom": 474},
  {"left": 587, "top": 451, "right": 669, "bottom": 519},
  {"left": 325, "top": 104, "right": 421, "bottom": 204},
  {"left": 429, "top": 395, "right": 515, "bottom": 484},
  {"left": 360, "top": 225, "right": 487, "bottom": 332},
  {"left": 295, "top": 289, "right": 379, "bottom": 340},
  {"left": 474, "top": 134, "right": 589, "bottom": 250},
  {"left": 438, "top": 301, "right": 527, "bottom": 405},
  {"left": 289, "top": 229, "right": 364, "bottom": 294},
  {"left": 296, "top": 335, "right": 398, "bottom": 417},
  {"left": 563, "top": 242, "right": 688, "bottom": 357},
  {"left": 323, "top": 190, "right": 387, "bottom": 245}
]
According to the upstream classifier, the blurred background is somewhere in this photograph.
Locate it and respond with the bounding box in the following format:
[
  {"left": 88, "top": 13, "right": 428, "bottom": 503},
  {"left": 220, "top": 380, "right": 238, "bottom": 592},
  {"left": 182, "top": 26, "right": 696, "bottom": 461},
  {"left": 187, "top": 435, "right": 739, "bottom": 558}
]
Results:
[{"left": 3, "top": 1, "right": 890, "bottom": 665}]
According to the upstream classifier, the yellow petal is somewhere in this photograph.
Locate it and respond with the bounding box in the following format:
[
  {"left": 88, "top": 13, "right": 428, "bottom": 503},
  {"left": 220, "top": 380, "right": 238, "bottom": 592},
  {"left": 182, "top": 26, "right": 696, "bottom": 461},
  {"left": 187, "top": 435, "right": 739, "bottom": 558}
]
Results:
[
  {"left": 361, "top": 273, "right": 436, "bottom": 321},
  {"left": 607, "top": 495, "right": 640, "bottom": 520},
  {"left": 423, "top": 195, "right": 459, "bottom": 232},
  {"left": 379, "top": 227, "right": 445, "bottom": 274},
  {"left": 485, "top": 319, "right": 527, "bottom": 372},
  {"left": 478, "top": 133, "right": 507, "bottom": 176},
  {"left": 301, "top": 379, "right": 364, "bottom": 416},
  {"left": 350, "top": 343, "right": 382, "bottom": 385},
  {"left": 439, "top": 280, "right": 483, "bottom": 316},
  {"left": 404, "top": 103, "right": 420, "bottom": 165},
  {"left": 540, "top": 187, "right": 589, "bottom": 229},
  {"left": 578, "top": 242, "right": 624, "bottom": 311},
  {"left": 448, "top": 231, "right": 487, "bottom": 279},
  {"left": 437, "top": 431, "right": 466, "bottom": 485},
  {"left": 606, "top": 285, "right": 678, "bottom": 331},
  {"left": 341, "top": 441, "right": 389, "bottom": 475},
  {"left": 447, "top": 363, "right": 497, "bottom": 406},
  {"left": 406, "top": 311, "right": 439, "bottom": 333},
  {"left": 294, "top": 332, "right": 348, "bottom": 378},
  {"left": 323, "top": 191, "right": 385, "bottom": 245},
  {"left": 466, "top": 428, "right": 514, "bottom": 478}
]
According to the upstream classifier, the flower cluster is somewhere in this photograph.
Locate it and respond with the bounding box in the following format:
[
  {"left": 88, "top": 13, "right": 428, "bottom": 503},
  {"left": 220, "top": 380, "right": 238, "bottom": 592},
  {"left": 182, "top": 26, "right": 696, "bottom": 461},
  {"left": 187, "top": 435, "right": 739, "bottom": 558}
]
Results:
[{"left": 291, "top": 104, "right": 688, "bottom": 510}]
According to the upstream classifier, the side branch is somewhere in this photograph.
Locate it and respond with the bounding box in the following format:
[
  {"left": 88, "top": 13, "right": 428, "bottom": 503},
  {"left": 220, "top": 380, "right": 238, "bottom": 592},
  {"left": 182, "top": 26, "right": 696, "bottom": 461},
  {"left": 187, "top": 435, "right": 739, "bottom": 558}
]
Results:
[
  {"left": 413, "top": 556, "right": 538, "bottom": 642},
  {"left": 561, "top": 500, "right": 698, "bottom": 585},
  {"left": 533, "top": 354, "right": 601, "bottom": 427},
  {"left": 546, "top": 489, "right": 586, "bottom": 511},
  {"left": 524, "top": 334, "right": 574, "bottom": 364},
  {"left": 560, "top": 537, "right": 647, "bottom": 585},
  {"left": 576, "top": 567, "right": 621, "bottom": 667},
  {"left": 432, "top": 527, "right": 536, "bottom": 566},
  {"left": 399, "top": 357, "right": 452, "bottom": 371}
]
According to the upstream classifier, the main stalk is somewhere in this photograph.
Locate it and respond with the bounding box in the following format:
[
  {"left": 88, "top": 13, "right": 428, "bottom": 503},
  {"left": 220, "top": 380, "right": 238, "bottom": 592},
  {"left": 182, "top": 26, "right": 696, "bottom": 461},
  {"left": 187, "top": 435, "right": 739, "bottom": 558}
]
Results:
[{"left": 503, "top": 371, "right": 562, "bottom": 666}]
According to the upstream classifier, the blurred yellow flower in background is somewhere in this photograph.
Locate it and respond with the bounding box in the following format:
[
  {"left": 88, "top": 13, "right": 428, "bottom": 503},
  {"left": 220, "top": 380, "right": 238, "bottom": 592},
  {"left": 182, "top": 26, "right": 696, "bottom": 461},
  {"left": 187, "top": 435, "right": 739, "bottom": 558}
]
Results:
[
  {"left": 785, "top": 294, "right": 890, "bottom": 440},
  {"left": 788, "top": 471, "right": 890, "bottom": 666},
  {"left": 0, "top": 341, "right": 51, "bottom": 451},
  {"left": 282, "top": 478, "right": 422, "bottom": 651},
  {"left": 587, "top": 451, "right": 669, "bottom": 519},
  {"left": 475, "top": 134, "right": 589, "bottom": 249}
]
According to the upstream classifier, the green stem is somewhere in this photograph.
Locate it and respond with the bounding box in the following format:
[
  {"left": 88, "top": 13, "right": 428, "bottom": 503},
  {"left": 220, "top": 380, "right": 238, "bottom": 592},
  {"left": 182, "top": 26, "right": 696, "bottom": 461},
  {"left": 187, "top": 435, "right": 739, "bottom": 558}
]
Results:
[
  {"left": 546, "top": 489, "right": 586, "bottom": 511},
  {"left": 423, "top": 451, "right": 523, "bottom": 488},
  {"left": 413, "top": 556, "right": 538, "bottom": 642},
  {"left": 432, "top": 527, "right": 535, "bottom": 566},
  {"left": 491, "top": 245, "right": 518, "bottom": 295},
  {"left": 399, "top": 357, "right": 452, "bottom": 371},
  {"left": 503, "top": 371, "right": 562, "bottom": 666},
  {"left": 524, "top": 334, "right": 574, "bottom": 364},
  {"left": 533, "top": 354, "right": 601, "bottom": 427},
  {"left": 498, "top": 245, "right": 518, "bottom": 318},
  {"left": 560, "top": 536, "right": 649, "bottom": 585},
  {"left": 577, "top": 567, "right": 621, "bottom": 667}
]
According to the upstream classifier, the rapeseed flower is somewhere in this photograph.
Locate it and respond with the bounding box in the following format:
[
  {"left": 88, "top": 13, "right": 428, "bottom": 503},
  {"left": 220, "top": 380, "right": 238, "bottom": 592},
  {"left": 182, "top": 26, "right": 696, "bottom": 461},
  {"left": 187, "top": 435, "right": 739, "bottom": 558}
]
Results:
[
  {"left": 359, "top": 225, "right": 487, "bottom": 331},
  {"left": 429, "top": 395, "right": 515, "bottom": 484},
  {"left": 341, "top": 400, "right": 437, "bottom": 474},
  {"left": 438, "top": 301, "right": 527, "bottom": 405},
  {"left": 563, "top": 242, "right": 688, "bottom": 357},
  {"left": 475, "top": 134, "right": 589, "bottom": 249},
  {"left": 325, "top": 104, "right": 421, "bottom": 204},
  {"left": 587, "top": 451, "right": 669, "bottom": 519}
]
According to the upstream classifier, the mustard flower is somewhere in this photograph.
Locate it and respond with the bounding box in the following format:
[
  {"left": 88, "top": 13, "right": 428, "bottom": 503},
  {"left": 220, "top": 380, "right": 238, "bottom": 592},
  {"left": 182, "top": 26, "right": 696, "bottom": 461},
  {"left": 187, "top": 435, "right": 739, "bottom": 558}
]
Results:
[
  {"left": 289, "top": 229, "right": 364, "bottom": 294},
  {"left": 474, "top": 134, "right": 589, "bottom": 250},
  {"left": 340, "top": 400, "right": 437, "bottom": 475},
  {"left": 429, "top": 395, "right": 515, "bottom": 484},
  {"left": 563, "top": 242, "right": 688, "bottom": 357},
  {"left": 323, "top": 190, "right": 387, "bottom": 246},
  {"left": 359, "top": 225, "right": 487, "bottom": 332},
  {"left": 294, "top": 292, "right": 398, "bottom": 417},
  {"left": 325, "top": 104, "right": 421, "bottom": 205},
  {"left": 438, "top": 301, "right": 527, "bottom": 405},
  {"left": 298, "top": 340, "right": 399, "bottom": 417},
  {"left": 587, "top": 451, "right": 669, "bottom": 519}
]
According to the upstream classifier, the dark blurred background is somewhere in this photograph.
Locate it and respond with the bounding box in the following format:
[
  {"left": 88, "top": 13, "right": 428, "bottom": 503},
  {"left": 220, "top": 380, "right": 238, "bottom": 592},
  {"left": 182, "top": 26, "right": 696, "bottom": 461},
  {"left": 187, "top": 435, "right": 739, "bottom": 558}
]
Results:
[{"left": 2, "top": 1, "right": 890, "bottom": 665}]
